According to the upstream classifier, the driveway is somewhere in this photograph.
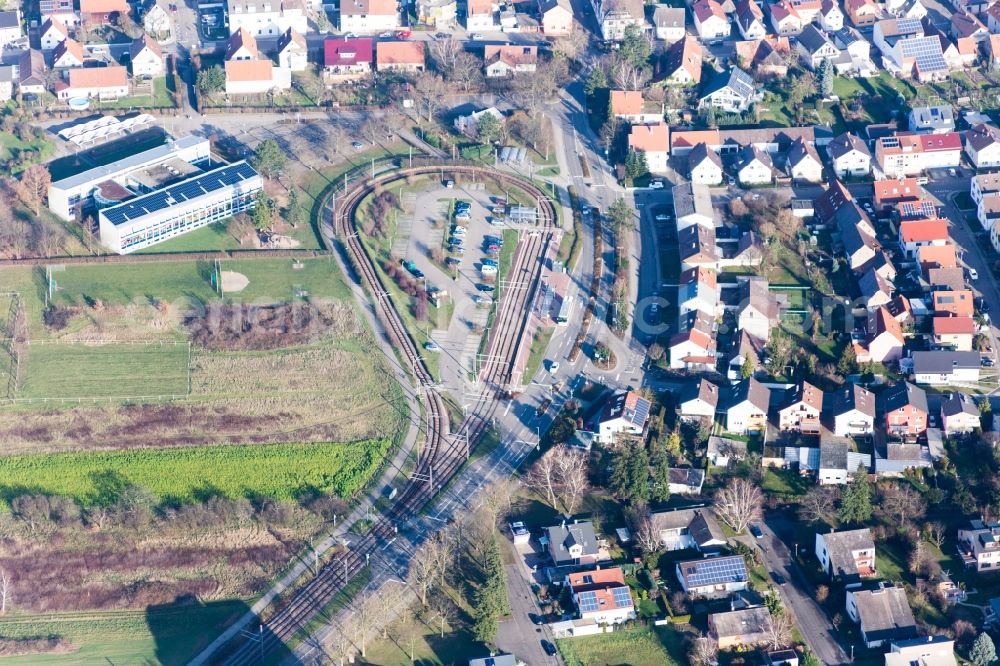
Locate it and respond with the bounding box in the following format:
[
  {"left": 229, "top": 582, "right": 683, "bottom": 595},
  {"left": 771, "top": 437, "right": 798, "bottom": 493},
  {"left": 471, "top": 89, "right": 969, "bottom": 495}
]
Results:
[
  {"left": 756, "top": 515, "right": 851, "bottom": 666},
  {"left": 498, "top": 546, "right": 562, "bottom": 665}
]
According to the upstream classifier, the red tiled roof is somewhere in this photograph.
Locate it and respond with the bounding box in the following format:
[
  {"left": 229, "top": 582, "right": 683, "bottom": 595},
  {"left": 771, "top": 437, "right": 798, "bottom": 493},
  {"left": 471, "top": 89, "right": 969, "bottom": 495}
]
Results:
[
  {"left": 900, "top": 219, "right": 948, "bottom": 243},
  {"left": 933, "top": 316, "right": 975, "bottom": 335},
  {"left": 324, "top": 38, "right": 374, "bottom": 67}
]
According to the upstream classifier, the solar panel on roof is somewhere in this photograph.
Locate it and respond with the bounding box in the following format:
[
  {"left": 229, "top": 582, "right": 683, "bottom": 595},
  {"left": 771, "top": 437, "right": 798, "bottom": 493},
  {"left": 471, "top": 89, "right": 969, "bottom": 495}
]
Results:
[
  {"left": 612, "top": 587, "right": 632, "bottom": 608},
  {"left": 683, "top": 557, "right": 749, "bottom": 587},
  {"left": 632, "top": 399, "right": 651, "bottom": 425},
  {"left": 578, "top": 591, "right": 599, "bottom": 613},
  {"left": 897, "top": 16, "right": 921, "bottom": 33}
]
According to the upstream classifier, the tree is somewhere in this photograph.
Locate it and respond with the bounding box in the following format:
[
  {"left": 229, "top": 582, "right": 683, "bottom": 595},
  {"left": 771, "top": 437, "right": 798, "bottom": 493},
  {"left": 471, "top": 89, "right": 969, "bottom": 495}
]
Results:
[
  {"left": 479, "top": 479, "right": 516, "bottom": 528},
  {"left": 0, "top": 568, "right": 10, "bottom": 614},
  {"left": 617, "top": 23, "right": 651, "bottom": 68},
  {"left": 766, "top": 328, "right": 792, "bottom": 376},
  {"left": 251, "top": 190, "right": 274, "bottom": 231},
  {"left": 817, "top": 58, "right": 834, "bottom": 98},
  {"left": 472, "top": 535, "right": 509, "bottom": 645},
  {"left": 971, "top": 632, "right": 997, "bottom": 666},
  {"left": 765, "top": 610, "right": 794, "bottom": 650},
  {"left": 287, "top": 186, "right": 307, "bottom": 228},
  {"left": 741, "top": 354, "right": 754, "bottom": 379},
  {"left": 18, "top": 164, "right": 50, "bottom": 216},
  {"left": 477, "top": 111, "right": 502, "bottom": 145},
  {"left": 523, "top": 449, "right": 559, "bottom": 510},
  {"left": 881, "top": 484, "right": 925, "bottom": 526},
  {"left": 196, "top": 66, "right": 225, "bottom": 96},
  {"left": 838, "top": 463, "right": 873, "bottom": 524},
  {"left": 447, "top": 52, "right": 483, "bottom": 92},
  {"left": 688, "top": 637, "right": 718, "bottom": 666},
  {"left": 609, "top": 441, "right": 649, "bottom": 505},
  {"left": 925, "top": 521, "right": 947, "bottom": 549},
  {"left": 800, "top": 486, "right": 837, "bottom": 525},
  {"left": 251, "top": 138, "right": 286, "bottom": 179},
  {"left": 584, "top": 64, "right": 609, "bottom": 96},
  {"left": 837, "top": 342, "right": 858, "bottom": 375},
  {"left": 607, "top": 197, "right": 634, "bottom": 232},
  {"left": 625, "top": 150, "right": 649, "bottom": 180},
  {"left": 522, "top": 445, "right": 589, "bottom": 516},
  {"left": 649, "top": 437, "right": 672, "bottom": 504},
  {"left": 714, "top": 478, "right": 763, "bottom": 534},
  {"left": 414, "top": 72, "right": 448, "bottom": 122},
  {"left": 407, "top": 539, "right": 440, "bottom": 606},
  {"left": 632, "top": 512, "right": 662, "bottom": 553}
]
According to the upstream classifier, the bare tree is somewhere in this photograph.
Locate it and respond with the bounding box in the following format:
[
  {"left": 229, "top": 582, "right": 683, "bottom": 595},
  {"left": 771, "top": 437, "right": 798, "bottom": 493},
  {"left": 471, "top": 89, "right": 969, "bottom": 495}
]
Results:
[
  {"left": 714, "top": 478, "right": 763, "bottom": 534},
  {"left": 633, "top": 513, "right": 662, "bottom": 554},
  {"left": 360, "top": 115, "right": 388, "bottom": 147},
  {"left": 688, "top": 637, "right": 718, "bottom": 666},
  {"left": 414, "top": 73, "right": 448, "bottom": 122},
  {"left": 522, "top": 449, "right": 560, "bottom": 510},
  {"left": 799, "top": 486, "right": 837, "bottom": 525},
  {"left": 0, "top": 568, "right": 10, "bottom": 614},
  {"left": 764, "top": 611, "right": 794, "bottom": 650},
  {"left": 612, "top": 61, "right": 649, "bottom": 91},
  {"left": 374, "top": 581, "right": 406, "bottom": 639},
  {"left": 407, "top": 539, "right": 440, "bottom": 606},
  {"left": 429, "top": 38, "right": 462, "bottom": 72},
  {"left": 479, "top": 478, "right": 516, "bottom": 528},
  {"left": 553, "top": 22, "right": 589, "bottom": 61},
  {"left": 925, "top": 521, "right": 947, "bottom": 549},
  {"left": 553, "top": 446, "right": 589, "bottom": 516},
  {"left": 17, "top": 164, "right": 50, "bottom": 216},
  {"left": 326, "top": 616, "right": 357, "bottom": 666},
  {"left": 448, "top": 52, "right": 484, "bottom": 93},
  {"left": 881, "top": 484, "right": 925, "bottom": 526}
]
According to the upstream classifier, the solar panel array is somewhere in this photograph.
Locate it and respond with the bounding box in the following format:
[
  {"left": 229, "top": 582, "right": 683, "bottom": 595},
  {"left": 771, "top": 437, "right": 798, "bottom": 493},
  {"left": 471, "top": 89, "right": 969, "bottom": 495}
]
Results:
[
  {"left": 900, "top": 36, "right": 946, "bottom": 73},
  {"left": 682, "top": 556, "right": 749, "bottom": 587},
  {"left": 730, "top": 68, "right": 755, "bottom": 99},
  {"left": 895, "top": 17, "right": 922, "bottom": 34},
  {"left": 102, "top": 162, "right": 259, "bottom": 227},
  {"left": 578, "top": 591, "right": 599, "bottom": 613},
  {"left": 612, "top": 587, "right": 633, "bottom": 608},
  {"left": 629, "top": 398, "right": 651, "bottom": 426},
  {"left": 900, "top": 201, "right": 936, "bottom": 219}
]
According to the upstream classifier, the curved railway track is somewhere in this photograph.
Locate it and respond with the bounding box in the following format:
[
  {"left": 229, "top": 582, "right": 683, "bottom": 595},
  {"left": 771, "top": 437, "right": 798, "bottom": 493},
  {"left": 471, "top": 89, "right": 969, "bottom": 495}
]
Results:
[{"left": 216, "top": 165, "right": 556, "bottom": 665}]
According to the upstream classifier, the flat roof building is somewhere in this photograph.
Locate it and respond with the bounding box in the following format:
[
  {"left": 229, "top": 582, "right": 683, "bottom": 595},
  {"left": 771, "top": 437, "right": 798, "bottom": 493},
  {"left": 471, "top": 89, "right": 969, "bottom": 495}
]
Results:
[
  {"left": 47, "top": 134, "right": 211, "bottom": 221},
  {"left": 99, "top": 161, "right": 262, "bottom": 254}
]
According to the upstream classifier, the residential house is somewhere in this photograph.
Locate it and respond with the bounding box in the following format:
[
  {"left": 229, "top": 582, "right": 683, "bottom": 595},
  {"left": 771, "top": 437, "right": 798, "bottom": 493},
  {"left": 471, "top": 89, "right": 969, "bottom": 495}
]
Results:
[
  {"left": 875, "top": 132, "right": 963, "bottom": 178},
  {"left": 709, "top": 606, "right": 773, "bottom": 649},
  {"left": 228, "top": 0, "right": 309, "bottom": 36},
  {"left": 833, "top": 25, "right": 877, "bottom": 75},
  {"left": 662, "top": 36, "right": 703, "bottom": 86},
  {"left": 898, "top": 218, "right": 949, "bottom": 258},
  {"left": 989, "top": 32, "right": 1000, "bottom": 65},
  {"left": 826, "top": 383, "right": 875, "bottom": 436},
  {"left": 58, "top": 65, "right": 129, "bottom": 100},
  {"left": 678, "top": 265, "right": 720, "bottom": 317},
  {"left": 79, "top": 0, "right": 127, "bottom": 24},
  {"left": 951, "top": 9, "right": 987, "bottom": 42},
  {"left": 593, "top": 0, "right": 644, "bottom": 41},
  {"left": 566, "top": 568, "right": 636, "bottom": 625},
  {"left": 466, "top": 0, "right": 497, "bottom": 31},
  {"left": 778, "top": 381, "right": 823, "bottom": 433},
  {"left": 416, "top": 0, "right": 457, "bottom": 25},
  {"left": 597, "top": 390, "right": 652, "bottom": 443},
  {"left": 932, "top": 289, "right": 974, "bottom": 317},
  {"left": 846, "top": 0, "right": 880, "bottom": 27},
  {"left": 940, "top": 392, "right": 980, "bottom": 434},
  {"left": 847, "top": 584, "right": 918, "bottom": 648},
  {"left": 707, "top": 436, "right": 748, "bottom": 466},
  {"left": 539, "top": 0, "right": 572, "bottom": 36},
  {"left": 52, "top": 38, "right": 84, "bottom": 69},
  {"left": 797, "top": 24, "right": 849, "bottom": 72},
  {"left": 787, "top": 137, "right": 823, "bottom": 182},
  {"left": 972, "top": 172, "right": 1000, "bottom": 206},
  {"left": 545, "top": 521, "right": 600, "bottom": 566},
  {"left": 735, "top": 0, "right": 766, "bottom": 39},
  {"left": 828, "top": 132, "right": 872, "bottom": 178},
  {"left": 957, "top": 519, "right": 1000, "bottom": 572},
  {"left": 654, "top": 508, "right": 726, "bottom": 551},
  {"left": 678, "top": 377, "right": 720, "bottom": 421},
  {"left": 693, "top": 0, "right": 729, "bottom": 42},
  {"left": 673, "top": 182, "right": 715, "bottom": 229},
  {"left": 226, "top": 28, "right": 260, "bottom": 61},
  {"left": 323, "top": 38, "right": 373, "bottom": 79},
  {"left": 142, "top": 1, "right": 171, "bottom": 40},
  {"left": 857, "top": 306, "right": 904, "bottom": 364},
  {"left": 927, "top": 267, "right": 965, "bottom": 291},
  {"left": 769, "top": 1, "right": 804, "bottom": 34},
  {"left": 676, "top": 555, "right": 749, "bottom": 597},
  {"left": 276, "top": 28, "right": 308, "bottom": 71},
  {"left": 885, "top": 637, "right": 958, "bottom": 666},
  {"left": 918, "top": 243, "right": 958, "bottom": 278},
  {"left": 453, "top": 107, "right": 503, "bottom": 136},
  {"left": 484, "top": 44, "right": 537, "bottom": 77},
  {"left": 699, "top": 67, "right": 756, "bottom": 114},
  {"left": 17, "top": 50, "right": 46, "bottom": 96},
  {"left": 737, "top": 276, "right": 778, "bottom": 341},
  {"left": 981, "top": 195, "right": 1000, "bottom": 246},
  {"left": 911, "top": 351, "right": 981, "bottom": 385},
  {"left": 966, "top": 123, "right": 1000, "bottom": 170},
  {"left": 820, "top": 0, "right": 844, "bottom": 30},
  {"left": 874, "top": 177, "right": 921, "bottom": 210},
  {"left": 39, "top": 17, "right": 68, "bottom": 51},
  {"left": 224, "top": 59, "right": 290, "bottom": 94},
  {"left": 816, "top": 528, "right": 877, "bottom": 583},
  {"left": 859, "top": 267, "right": 892, "bottom": 310},
  {"left": 610, "top": 90, "right": 663, "bottom": 123},
  {"left": 669, "top": 310, "right": 717, "bottom": 369},
  {"left": 836, "top": 203, "right": 879, "bottom": 270},
  {"left": 932, "top": 316, "right": 975, "bottom": 351},
  {"left": 339, "top": 0, "right": 398, "bottom": 33},
  {"left": 735, "top": 36, "right": 791, "bottom": 77},
  {"left": 736, "top": 145, "right": 775, "bottom": 185},
  {"left": 897, "top": 198, "right": 937, "bottom": 220},
  {"left": 376, "top": 40, "right": 425, "bottom": 72},
  {"left": 678, "top": 223, "right": 719, "bottom": 271},
  {"left": 880, "top": 381, "right": 929, "bottom": 437},
  {"left": 726, "top": 377, "right": 770, "bottom": 434},
  {"left": 688, "top": 142, "right": 723, "bottom": 185},
  {"left": 668, "top": 468, "right": 706, "bottom": 494},
  {"left": 628, "top": 123, "right": 670, "bottom": 174},
  {"left": 908, "top": 105, "right": 955, "bottom": 133},
  {"left": 653, "top": 6, "right": 687, "bottom": 41},
  {"left": 129, "top": 35, "right": 164, "bottom": 78}
]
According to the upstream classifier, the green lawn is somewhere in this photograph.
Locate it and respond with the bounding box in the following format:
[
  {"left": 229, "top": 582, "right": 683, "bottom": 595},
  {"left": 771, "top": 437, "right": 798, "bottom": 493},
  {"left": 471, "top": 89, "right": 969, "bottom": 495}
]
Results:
[
  {"left": 0, "top": 601, "right": 247, "bottom": 666},
  {"left": 95, "top": 76, "right": 174, "bottom": 110},
  {"left": 50, "top": 261, "right": 218, "bottom": 308},
  {"left": 524, "top": 328, "right": 554, "bottom": 382},
  {"left": 17, "top": 342, "right": 189, "bottom": 400},
  {"left": 0, "top": 130, "right": 56, "bottom": 167},
  {"left": 0, "top": 438, "right": 391, "bottom": 507},
  {"left": 221, "top": 256, "right": 351, "bottom": 302},
  {"left": 135, "top": 223, "right": 244, "bottom": 254},
  {"left": 557, "top": 626, "right": 686, "bottom": 666},
  {"left": 762, "top": 468, "right": 812, "bottom": 497}
]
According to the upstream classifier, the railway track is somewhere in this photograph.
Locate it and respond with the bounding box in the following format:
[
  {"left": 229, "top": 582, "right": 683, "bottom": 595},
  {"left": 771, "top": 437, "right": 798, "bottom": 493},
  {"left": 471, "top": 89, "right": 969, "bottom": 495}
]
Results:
[{"left": 214, "top": 165, "right": 555, "bottom": 665}]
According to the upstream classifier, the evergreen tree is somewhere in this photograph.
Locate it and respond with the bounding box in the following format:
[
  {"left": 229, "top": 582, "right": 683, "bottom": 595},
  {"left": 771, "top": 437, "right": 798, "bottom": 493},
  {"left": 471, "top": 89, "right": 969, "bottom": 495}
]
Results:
[
  {"left": 585, "top": 66, "right": 608, "bottom": 96},
  {"left": 649, "top": 439, "right": 672, "bottom": 504},
  {"left": 970, "top": 632, "right": 997, "bottom": 666},
  {"left": 818, "top": 58, "right": 834, "bottom": 98},
  {"left": 251, "top": 190, "right": 274, "bottom": 231},
  {"left": 838, "top": 463, "right": 873, "bottom": 524},
  {"left": 618, "top": 24, "right": 651, "bottom": 68},
  {"left": 251, "top": 138, "right": 287, "bottom": 179},
  {"left": 703, "top": 105, "right": 718, "bottom": 128},
  {"left": 609, "top": 441, "right": 650, "bottom": 504},
  {"left": 287, "top": 187, "right": 306, "bottom": 228},
  {"left": 625, "top": 150, "right": 649, "bottom": 180},
  {"left": 741, "top": 355, "right": 754, "bottom": 379},
  {"left": 837, "top": 343, "right": 858, "bottom": 375},
  {"left": 472, "top": 536, "right": 510, "bottom": 644}
]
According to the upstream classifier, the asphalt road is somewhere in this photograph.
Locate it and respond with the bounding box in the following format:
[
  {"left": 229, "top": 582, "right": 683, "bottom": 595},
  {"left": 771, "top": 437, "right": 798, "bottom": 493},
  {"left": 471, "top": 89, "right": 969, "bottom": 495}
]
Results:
[{"left": 498, "top": 561, "right": 560, "bottom": 665}]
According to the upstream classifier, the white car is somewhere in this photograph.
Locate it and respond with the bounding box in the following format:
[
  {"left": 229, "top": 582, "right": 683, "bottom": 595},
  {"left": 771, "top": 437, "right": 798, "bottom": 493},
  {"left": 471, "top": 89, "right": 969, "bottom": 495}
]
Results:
[
  {"left": 548, "top": 360, "right": 560, "bottom": 373},
  {"left": 452, "top": 226, "right": 467, "bottom": 236},
  {"left": 481, "top": 264, "right": 498, "bottom": 275},
  {"left": 471, "top": 33, "right": 484, "bottom": 39},
  {"left": 649, "top": 181, "right": 664, "bottom": 189},
  {"left": 969, "top": 268, "right": 979, "bottom": 280},
  {"left": 654, "top": 214, "right": 670, "bottom": 221},
  {"left": 424, "top": 340, "right": 441, "bottom": 352}
]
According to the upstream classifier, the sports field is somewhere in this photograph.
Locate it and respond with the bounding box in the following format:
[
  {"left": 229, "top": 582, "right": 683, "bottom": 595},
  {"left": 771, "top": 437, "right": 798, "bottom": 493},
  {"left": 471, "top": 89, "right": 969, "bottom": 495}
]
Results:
[
  {"left": 16, "top": 342, "right": 189, "bottom": 400},
  {"left": 0, "top": 439, "right": 392, "bottom": 507}
]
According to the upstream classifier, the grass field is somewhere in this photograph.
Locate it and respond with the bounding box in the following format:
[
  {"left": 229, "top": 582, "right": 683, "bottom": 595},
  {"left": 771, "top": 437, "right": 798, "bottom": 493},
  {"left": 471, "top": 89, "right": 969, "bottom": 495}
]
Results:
[
  {"left": 49, "top": 262, "right": 218, "bottom": 309},
  {"left": 16, "top": 342, "right": 189, "bottom": 400},
  {"left": 557, "top": 626, "right": 686, "bottom": 666},
  {"left": 221, "top": 256, "right": 351, "bottom": 302},
  {"left": 135, "top": 223, "right": 244, "bottom": 254},
  {"left": 0, "top": 439, "right": 392, "bottom": 507},
  {"left": 0, "top": 601, "right": 247, "bottom": 665}
]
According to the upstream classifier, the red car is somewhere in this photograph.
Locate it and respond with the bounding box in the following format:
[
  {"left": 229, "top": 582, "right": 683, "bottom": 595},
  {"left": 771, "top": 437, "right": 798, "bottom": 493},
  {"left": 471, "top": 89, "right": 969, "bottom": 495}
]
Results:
[{"left": 397, "top": 30, "right": 412, "bottom": 38}]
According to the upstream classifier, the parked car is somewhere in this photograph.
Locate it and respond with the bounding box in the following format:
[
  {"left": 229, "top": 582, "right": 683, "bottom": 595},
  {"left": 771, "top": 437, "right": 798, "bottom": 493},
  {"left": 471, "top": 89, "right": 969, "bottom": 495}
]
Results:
[
  {"left": 397, "top": 30, "right": 412, "bottom": 38},
  {"left": 649, "top": 181, "right": 664, "bottom": 189},
  {"left": 400, "top": 259, "right": 424, "bottom": 279},
  {"left": 968, "top": 268, "right": 979, "bottom": 281},
  {"left": 548, "top": 360, "right": 560, "bottom": 373},
  {"left": 452, "top": 226, "right": 466, "bottom": 236},
  {"left": 654, "top": 214, "right": 670, "bottom": 221},
  {"left": 481, "top": 264, "right": 498, "bottom": 275},
  {"left": 771, "top": 572, "right": 786, "bottom": 586},
  {"left": 471, "top": 33, "right": 485, "bottom": 39},
  {"left": 351, "top": 141, "right": 364, "bottom": 150},
  {"left": 482, "top": 258, "right": 498, "bottom": 267},
  {"left": 749, "top": 524, "right": 764, "bottom": 539},
  {"left": 423, "top": 340, "right": 441, "bottom": 352},
  {"left": 541, "top": 640, "right": 557, "bottom": 656},
  {"left": 476, "top": 283, "right": 495, "bottom": 292}
]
